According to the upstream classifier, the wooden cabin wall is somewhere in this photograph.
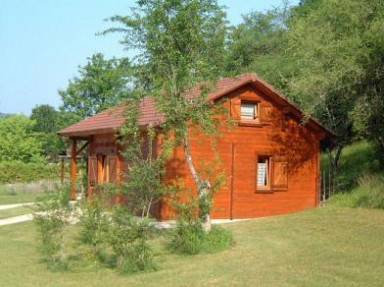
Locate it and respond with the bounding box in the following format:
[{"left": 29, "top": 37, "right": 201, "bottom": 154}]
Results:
[
  {"left": 159, "top": 84, "right": 322, "bottom": 220},
  {"left": 88, "top": 133, "right": 123, "bottom": 198}
]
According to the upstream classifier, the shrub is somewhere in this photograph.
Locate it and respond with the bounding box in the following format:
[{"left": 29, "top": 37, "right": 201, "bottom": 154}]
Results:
[
  {"left": 170, "top": 191, "right": 234, "bottom": 255},
  {"left": 108, "top": 206, "right": 156, "bottom": 274},
  {"left": 0, "top": 161, "right": 62, "bottom": 184},
  {"left": 78, "top": 191, "right": 109, "bottom": 259},
  {"left": 171, "top": 219, "right": 205, "bottom": 255},
  {"left": 203, "top": 225, "right": 234, "bottom": 253},
  {"left": 34, "top": 184, "right": 71, "bottom": 271}
]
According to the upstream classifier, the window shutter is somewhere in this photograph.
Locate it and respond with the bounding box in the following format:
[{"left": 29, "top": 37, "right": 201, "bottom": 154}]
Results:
[
  {"left": 108, "top": 155, "right": 117, "bottom": 183},
  {"left": 88, "top": 156, "right": 97, "bottom": 185},
  {"left": 272, "top": 160, "right": 288, "bottom": 190},
  {"left": 260, "top": 105, "right": 273, "bottom": 122}
]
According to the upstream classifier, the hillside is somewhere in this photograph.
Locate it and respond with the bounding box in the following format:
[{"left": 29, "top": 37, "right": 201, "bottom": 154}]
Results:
[{"left": 322, "top": 141, "right": 384, "bottom": 209}]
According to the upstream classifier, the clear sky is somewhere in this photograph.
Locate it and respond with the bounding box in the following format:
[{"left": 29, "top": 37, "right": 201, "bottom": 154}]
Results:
[{"left": 0, "top": 0, "right": 299, "bottom": 115}]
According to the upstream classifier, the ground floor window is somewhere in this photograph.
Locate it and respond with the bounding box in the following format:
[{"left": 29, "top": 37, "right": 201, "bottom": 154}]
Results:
[
  {"left": 256, "top": 155, "right": 288, "bottom": 191},
  {"left": 257, "top": 156, "right": 270, "bottom": 189}
]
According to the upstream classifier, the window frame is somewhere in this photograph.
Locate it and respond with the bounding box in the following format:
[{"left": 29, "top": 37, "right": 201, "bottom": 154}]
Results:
[
  {"left": 255, "top": 154, "right": 288, "bottom": 192},
  {"left": 255, "top": 154, "right": 272, "bottom": 191},
  {"left": 240, "top": 101, "right": 259, "bottom": 122}
]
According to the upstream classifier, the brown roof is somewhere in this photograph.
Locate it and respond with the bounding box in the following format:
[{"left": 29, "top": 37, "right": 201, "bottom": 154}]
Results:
[{"left": 58, "top": 73, "right": 334, "bottom": 138}]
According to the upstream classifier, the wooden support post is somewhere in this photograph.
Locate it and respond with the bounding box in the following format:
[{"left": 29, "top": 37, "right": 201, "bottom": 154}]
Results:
[
  {"left": 60, "top": 157, "right": 65, "bottom": 184},
  {"left": 70, "top": 139, "right": 77, "bottom": 200},
  {"left": 230, "top": 143, "right": 235, "bottom": 220}
]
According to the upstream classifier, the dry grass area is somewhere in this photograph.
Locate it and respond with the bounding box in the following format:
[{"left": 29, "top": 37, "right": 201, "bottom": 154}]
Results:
[{"left": 0, "top": 207, "right": 383, "bottom": 286}]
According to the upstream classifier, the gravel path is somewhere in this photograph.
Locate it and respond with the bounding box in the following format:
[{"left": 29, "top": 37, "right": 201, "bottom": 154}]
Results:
[
  {"left": 0, "top": 202, "right": 35, "bottom": 210},
  {"left": 0, "top": 214, "right": 33, "bottom": 226}
]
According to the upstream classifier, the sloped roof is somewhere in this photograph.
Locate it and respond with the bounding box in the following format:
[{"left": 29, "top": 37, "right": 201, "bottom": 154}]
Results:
[{"left": 58, "top": 73, "right": 334, "bottom": 138}]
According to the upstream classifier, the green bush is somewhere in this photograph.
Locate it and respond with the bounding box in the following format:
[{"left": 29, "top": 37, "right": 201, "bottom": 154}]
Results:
[
  {"left": 170, "top": 195, "right": 234, "bottom": 255},
  {"left": 203, "top": 226, "right": 234, "bottom": 253},
  {"left": 108, "top": 206, "right": 156, "bottom": 274},
  {"left": 170, "top": 219, "right": 205, "bottom": 255},
  {"left": 0, "top": 161, "right": 62, "bottom": 183},
  {"left": 78, "top": 192, "right": 109, "bottom": 258},
  {"left": 329, "top": 174, "right": 384, "bottom": 209},
  {"left": 34, "top": 184, "right": 71, "bottom": 271}
]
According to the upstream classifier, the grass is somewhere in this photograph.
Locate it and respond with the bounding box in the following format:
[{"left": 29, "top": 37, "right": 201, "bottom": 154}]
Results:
[
  {"left": 0, "top": 187, "right": 45, "bottom": 205},
  {"left": 0, "top": 207, "right": 383, "bottom": 286},
  {"left": 321, "top": 141, "right": 380, "bottom": 192},
  {"left": 321, "top": 141, "right": 384, "bottom": 209},
  {"left": 0, "top": 206, "right": 33, "bottom": 219},
  {"left": 0, "top": 191, "right": 40, "bottom": 205},
  {"left": 329, "top": 174, "right": 384, "bottom": 209}
]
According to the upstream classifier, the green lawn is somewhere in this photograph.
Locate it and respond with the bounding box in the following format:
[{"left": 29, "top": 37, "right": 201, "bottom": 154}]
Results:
[
  {"left": 0, "top": 206, "right": 33, "bottom": 219},
  {"left": 0, "top": 207, "right": 383, "bottom": 286},
  {"left": 0, "top": 190, "right": 42, "bottom": 205}
]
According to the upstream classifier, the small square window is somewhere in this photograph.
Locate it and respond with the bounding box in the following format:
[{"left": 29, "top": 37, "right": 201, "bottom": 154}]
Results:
[{"left": 241, "top": 102, "right": 258, "bottom": 119}]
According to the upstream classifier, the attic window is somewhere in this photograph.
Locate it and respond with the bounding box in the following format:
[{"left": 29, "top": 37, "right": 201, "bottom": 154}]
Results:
[{"left": 241, "top": 101, "right": 258, "bottom": 120}]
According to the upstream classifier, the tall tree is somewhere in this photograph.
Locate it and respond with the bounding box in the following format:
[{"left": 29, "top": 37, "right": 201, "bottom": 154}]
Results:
[
  {"left": 30, "top": 105, "right": 64, "bottom": 160},
  {"left": 105, "top": 0, "right": 228, "bottom": 231},
  {"left": 286, "top": 0, "right": 384, "bottom": 175},
  {"left": 226, "top": 5, "right": 297, "bottom": 93},
  {"left": 59, "top": 53, "right": 131, "bottom": 125}
]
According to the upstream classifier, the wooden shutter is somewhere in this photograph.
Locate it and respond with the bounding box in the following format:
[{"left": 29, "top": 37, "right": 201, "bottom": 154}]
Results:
[
  {"left": 272, "top": 159, "right": 288, "bottom": 190},
  {"left": 231, "top": 99, "right": 241, "bottom": 120},
  {"left": 260, "top": 105, "right": 273, "bottom": 122},
  {"left": 108, "top": 155, "right": 117, "bottom": 183},
  {"left": 88, "top": 156, "right": 97, "bottom": 185}
]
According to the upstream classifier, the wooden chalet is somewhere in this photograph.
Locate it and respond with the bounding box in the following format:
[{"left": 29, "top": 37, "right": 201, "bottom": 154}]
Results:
[{"left": 58, "top": 74, "right": 334, "bottom": 220}]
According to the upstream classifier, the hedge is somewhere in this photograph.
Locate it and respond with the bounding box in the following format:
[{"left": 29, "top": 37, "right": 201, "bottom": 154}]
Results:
[{"left": 0, "top": 161, "right": 63, "bottom": 184}]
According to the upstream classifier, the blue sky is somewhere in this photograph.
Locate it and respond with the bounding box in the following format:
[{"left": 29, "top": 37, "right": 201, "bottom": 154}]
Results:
[{"left": 0, "top": 0, "right": 299, "bottom": 115}]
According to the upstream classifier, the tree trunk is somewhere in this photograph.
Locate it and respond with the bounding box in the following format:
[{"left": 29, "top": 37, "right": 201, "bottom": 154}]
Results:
[
  {"left": 182, "top": 131, "right": 212, "bottom": 232},
  {"left": 326, "top": 145, "right": 343, "bottom": 190}
]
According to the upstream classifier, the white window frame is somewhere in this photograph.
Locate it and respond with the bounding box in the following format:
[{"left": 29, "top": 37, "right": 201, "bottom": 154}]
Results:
[
  {"left": 241, "top": 101, "right": 258, "bottom": 120},
  {"left": 257, "top": 155, "right": 271, "bottom": 189}
]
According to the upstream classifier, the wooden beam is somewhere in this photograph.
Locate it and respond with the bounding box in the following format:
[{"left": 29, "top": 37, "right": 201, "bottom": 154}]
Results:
[
  {"left": 70, "top": 139, "right": 77, "bottom": 200},
  {"left": 77, "top": 141, "right": 89, "bottom": 155}
]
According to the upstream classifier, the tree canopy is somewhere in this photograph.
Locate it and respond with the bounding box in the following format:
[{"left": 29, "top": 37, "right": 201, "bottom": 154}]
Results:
[
  {"left": 0, "top": 115, "right": 43, "bottom": 163},
  {"left": 59, "top": 53, "right": 132, "bottom": 125}
]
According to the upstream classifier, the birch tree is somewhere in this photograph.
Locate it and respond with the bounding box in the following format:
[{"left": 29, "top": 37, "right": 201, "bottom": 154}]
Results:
[{"left": 104, "top": 0, "right": 228, "bottom": 231}]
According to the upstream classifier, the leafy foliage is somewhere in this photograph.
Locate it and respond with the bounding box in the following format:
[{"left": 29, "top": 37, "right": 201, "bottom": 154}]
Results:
[
  {"left": 0, "top": 161, "right": 61, "bottom": 183},
  {"left": 286, "top": 0, "right": 384, "bottom": 170},
  {"left": 30, "top": 105, "right": 65, "bottom": 159},
  {"left": 106, "top": 0, "right": 228, "bottom": 231},
  {"left": 119, "top": 99, "right": 171, "bottom": 218},
  {"left": 0, "top": 115, "right": 44, "bottom": 163},
  {"left": 59, "top": 53, "right": 132, "bottom": 125},
  {"left": 108, "top": 206, "right": 156, "bottom": 274},
  {"left": 329, "top": 174, "right": 384, "bottom": 210},
  {"left": 34, "top": 184, "right": 71, "bottom": 271},
  {"left": 78, "top": 189, "right": 110, "bottom": 259},
  {"left": 30, "top": 104, "right": 59, "bottom": 134},
  {"left": 170, "top": 190, "right": 233, "bottom": 255}
]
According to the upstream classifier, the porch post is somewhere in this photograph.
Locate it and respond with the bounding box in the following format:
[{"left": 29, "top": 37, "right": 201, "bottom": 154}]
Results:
[{"left": 70, "top": 138, "right": 77, "bottom": 200}]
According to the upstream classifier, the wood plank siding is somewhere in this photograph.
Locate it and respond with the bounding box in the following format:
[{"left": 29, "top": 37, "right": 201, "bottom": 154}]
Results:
[
  {"left": 58, "top": 74, "right": 333, "bottom": 221},
  {"left": 159, "top": 84, "right": 322, "bottom": 220}
]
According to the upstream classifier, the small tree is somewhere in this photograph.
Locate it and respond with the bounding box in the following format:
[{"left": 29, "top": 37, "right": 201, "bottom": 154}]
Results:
[
  {"left": 34, "top": 184, "right": 71, "bottom": 270},
  {"left": 119, "top": 97, "right": 171, "bottom": 218},
  {"left": 105, "top": 0, "right": 228, "bottom": 232}
]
